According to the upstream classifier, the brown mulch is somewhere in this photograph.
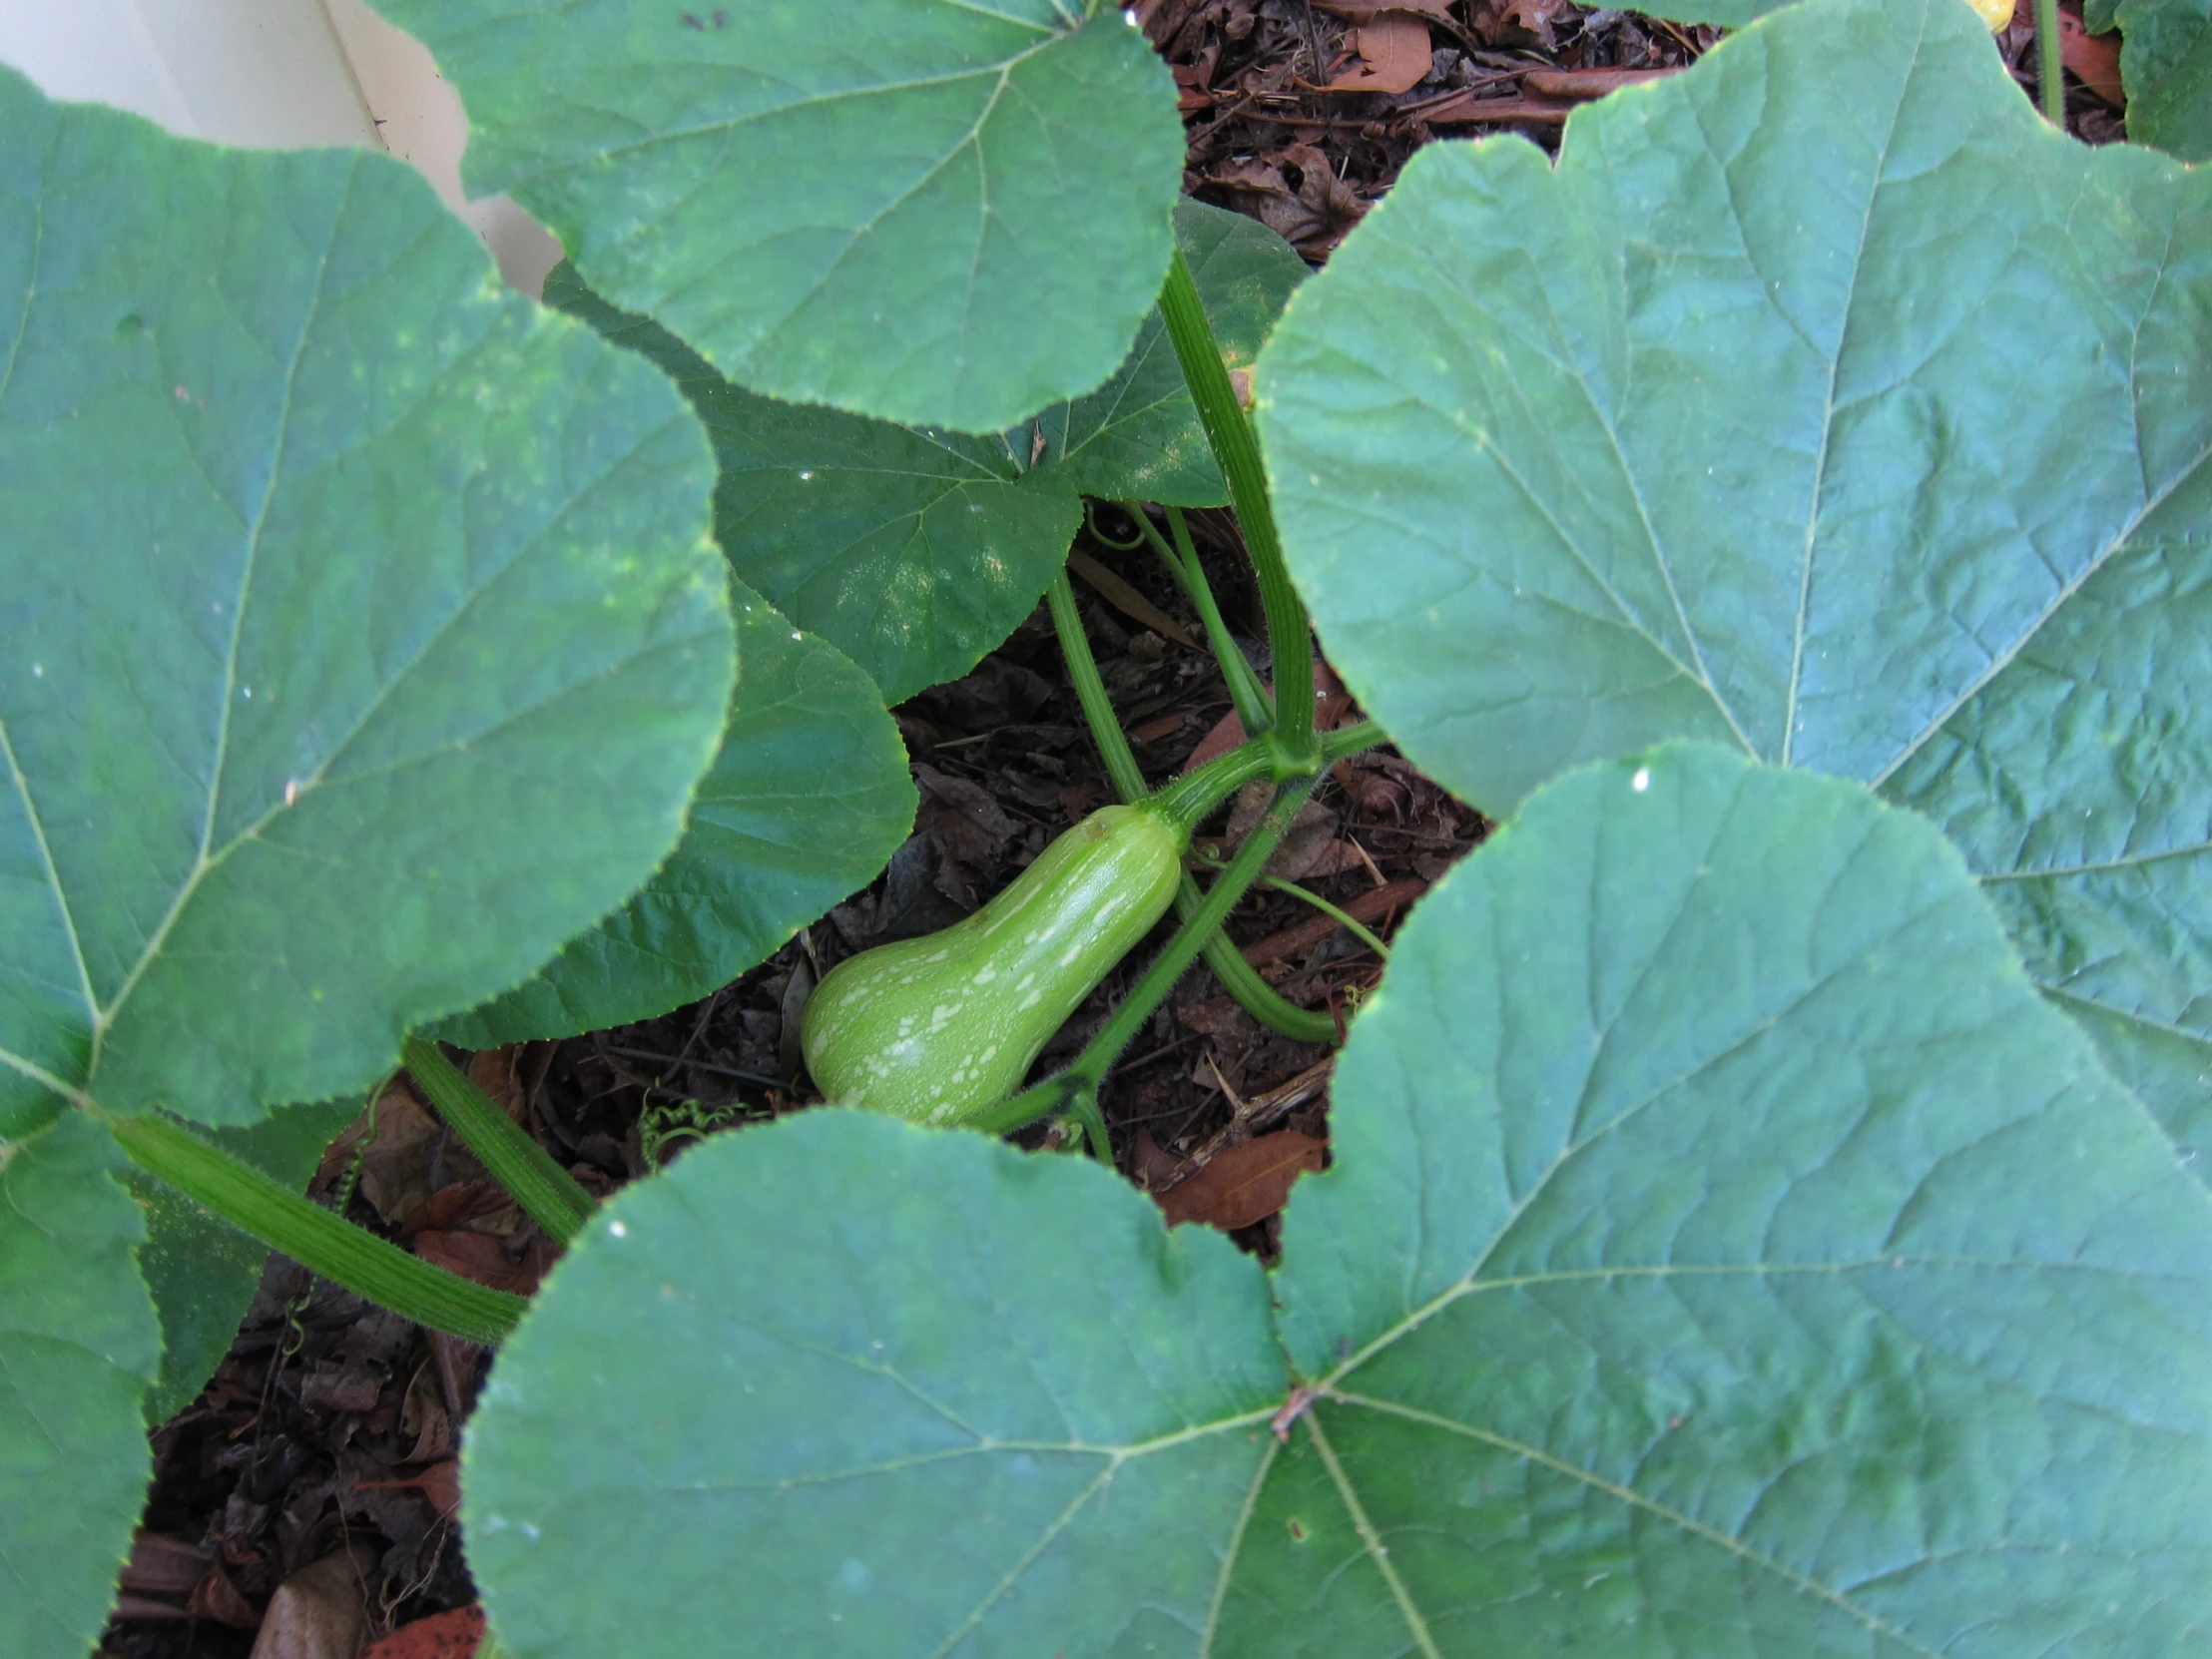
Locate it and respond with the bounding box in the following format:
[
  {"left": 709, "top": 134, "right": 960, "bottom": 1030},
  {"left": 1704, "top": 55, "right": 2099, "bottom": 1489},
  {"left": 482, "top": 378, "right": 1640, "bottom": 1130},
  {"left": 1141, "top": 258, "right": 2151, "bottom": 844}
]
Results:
[{"left": 105, "top": 4, "right": 2132, "bottom": 1654}]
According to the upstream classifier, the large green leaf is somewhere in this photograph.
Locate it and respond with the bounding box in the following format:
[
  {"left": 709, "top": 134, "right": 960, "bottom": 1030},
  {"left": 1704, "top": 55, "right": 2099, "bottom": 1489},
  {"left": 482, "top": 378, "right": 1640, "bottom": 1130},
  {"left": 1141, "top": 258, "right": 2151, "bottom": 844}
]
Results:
[
  {"left": 1254, "top": 747, "right": 2211, "bottom": 1652},
  {"left": 0, "top": 1114, "right": 158, "bottom": 1659},
  {"left": 437, "top": 583, "right": 917, "bottom": 1046},
  {"left": 127, "top": 1097, "right": 360, "bottom": 1424},
  {"left": 370, "top": 0, "right": 1186, "bottom": 433},
  {"left": 1256, "top": 0, "right": 2212, "bottom": 1174},
  {"left": 464, "top": 1108, "right": 1283, "bottom": 1656},
  {"left": 0, "top": 66, "right": 733, "bottom": 1134},
  {"left": 464, "top": 746, "right": 2212, "bottom": 1655},
  {"left": 543, "top": 200, "right": 1306, "bottom": 699},
  {"left": 2, "top": 66, "right": 740, "bottom": 1652}
]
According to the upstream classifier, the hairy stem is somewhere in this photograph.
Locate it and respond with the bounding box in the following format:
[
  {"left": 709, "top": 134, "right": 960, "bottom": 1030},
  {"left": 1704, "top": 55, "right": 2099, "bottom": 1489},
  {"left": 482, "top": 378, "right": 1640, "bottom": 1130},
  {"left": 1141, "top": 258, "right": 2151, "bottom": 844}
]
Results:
[
  {"left": 1157, "top": 248, "right": 1316, "bottom": 759},
  {"left": 1251, "top": 873, "right": 1392, "bottom": 959},
  {"left": 402, "top": 1036, "right": 594, "bottom": 1245},
  {"left": 1121, "top": 502, "right": 1275, "bottom": 734},
  {"left": 1047, "top": 572, "right": 1150, "bottom": 805},
  {"left": 2035, "top": 0, "right": 2065, "bottom": 126},
  {"left": 108, "top": 1111, "right": 526, "bottom": 1347}
]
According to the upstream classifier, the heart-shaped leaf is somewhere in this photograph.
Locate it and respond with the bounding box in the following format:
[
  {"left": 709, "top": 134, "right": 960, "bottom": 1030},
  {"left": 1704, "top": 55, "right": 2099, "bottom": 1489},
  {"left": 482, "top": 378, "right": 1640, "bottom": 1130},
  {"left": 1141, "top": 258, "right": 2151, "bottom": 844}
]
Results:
[
  {"left": 464, "top": 1108, "right": 1283, "bottom": 1655},
  {"left": 437, "top": 584, "right": 917, "bottom": 1045},
  {"left": 0, "top": 66, "right": 733, "bottom": 1134},
  {"left": 1256, "top": 0, "right": 2212, "bottom": 1174},
  {"left": 463, "top": 746, "right": 2212, "bottom": 1655},
  {"left": 369, "top": 0, "right": 1186, "bottom": 432},
  {"left": 542, "top": 200, "right": 1306, "bottom": 699}
]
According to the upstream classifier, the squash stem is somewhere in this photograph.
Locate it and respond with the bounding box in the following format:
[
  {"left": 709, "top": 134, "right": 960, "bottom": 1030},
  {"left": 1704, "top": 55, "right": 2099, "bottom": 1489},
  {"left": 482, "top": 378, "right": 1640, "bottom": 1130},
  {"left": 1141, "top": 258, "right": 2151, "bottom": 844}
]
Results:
[
  {"left": 1166, "top": 505, "right": 1277, "bottom": 734},
  {"left": 1052, "top": 568, "right": 1336, "bottom": 1042},
  {"left": 1117, "top": 501, "right": 1275, "bottom": 735},
  {"left": 1192, "top": 858, "right": 1391, "bottom": 961},
  {"left": 1049, "top": 572, "right": 1376, "bottom": 1049},
  {"left": 106, "top": 1110, "right": 526, "bottom": 1347},
  {"left": 2034, "top": 0, "right": 2065, "bottom": 125},
  {"left": 1048, "top": 572, "right": 1150, "bottom": 805},
  {"left": 968, "top": 773, "right": 1324, "bottom": 1139},
  {"left": 1157, "top": 247, "right": 1317, "bottom": 762},
  {"left": 401, "top": 1035, "right": 594, "bottom": 1245},
  {"left": 1150, "top": 743, "right": 1287, "bottom": 835}
]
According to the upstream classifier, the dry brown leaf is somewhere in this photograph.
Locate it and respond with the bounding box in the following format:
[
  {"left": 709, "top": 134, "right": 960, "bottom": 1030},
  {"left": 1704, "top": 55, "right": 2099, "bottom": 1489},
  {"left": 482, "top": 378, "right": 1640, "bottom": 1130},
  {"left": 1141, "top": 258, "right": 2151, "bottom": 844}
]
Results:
[
  {"left": 1420, "top": 91, "right": 1573, "bottom": 125},
  {"left": 354, "top": 1087, "right": 442, "bottom": 1226},
  {"left": 113, "top": 1531, "right": 223, "bottom": 1622},
  {"left": 1241, "top": 876, "right": 1428, "bottom": 967},
  {"left": 247, "top": 1549, "right": 369, "bottom": 1659},
  {"left": 360, "top": 1604, "right": 485, "bottom": 1659},
  {"left": 1325, "top": 13, "right": 1433, "bottom": 93},
  {"left": 354, "top": 1459, "right": 462, "bottom": 1522},
  {"left": 462, "top": 1045, "right": 526, "bottom": 1123},
  {"left": 1130, "top": 1126, "right": 1198, "bottom": 1193},
  {"left": 1316, "top": 0, "right": 1455, "bottom": 13},
  {"left": 1157, "top": 1130, "right": 1327, "bottom": 1230},
  {"left": 413, "top": 1229, "right": 555, "bottom": 1298},
  {"left": 400, "top": 1363, "right": 453, "bottom": 1463},
  {"left": 2059, "top": 8, "right": 2124, "bottom": 104},
  {"left": 1067, "top": 548, "right": 1200, "bottom": 649},
  {"left": 1522, "top": 66, "right": 1678, "bottom": 99},
  {"left": 1198, "top": 146, "right": 1367, "bottom": 254},
  {"left": 911, "top": 763, "right": 1024, "bottom": 872}
]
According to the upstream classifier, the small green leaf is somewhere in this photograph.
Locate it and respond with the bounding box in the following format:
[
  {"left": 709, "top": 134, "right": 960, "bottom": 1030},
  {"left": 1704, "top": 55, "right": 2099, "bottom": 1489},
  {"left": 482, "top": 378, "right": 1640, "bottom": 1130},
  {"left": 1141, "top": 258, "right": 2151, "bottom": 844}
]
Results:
[
  {"left": 542, "top": 205, "right": 1303, "bottom": 700},
  {"left": 0, "top": 1114, "right": 158, "bottom": 1659},
  {"left": 1257, "top": 0, "right": 2212, "bottom": 1174},
  {"left": 438, "top": 582, "right": 917, "bottom": 1045},
  {"left": 370, "top": 0, "right": 1186, "bottom": 432},
  {"left": 463, "top": 1110, "right": 1283, "bottom": 1656},
  {"left": 126, "top": 1097, "right": 361, "bottom": 1424},
  {"left": 2082, "top": 0, "right": 2212, "bottom": 161},
  {"left": 462, "top": 748, "right": 2212, "bottom": 1655},
  {"left": 0, "top": 67, "right": 734, "bottom": 1131},
  {"left": 542, "top": 259, "right": 1080, "bottom": 701}
]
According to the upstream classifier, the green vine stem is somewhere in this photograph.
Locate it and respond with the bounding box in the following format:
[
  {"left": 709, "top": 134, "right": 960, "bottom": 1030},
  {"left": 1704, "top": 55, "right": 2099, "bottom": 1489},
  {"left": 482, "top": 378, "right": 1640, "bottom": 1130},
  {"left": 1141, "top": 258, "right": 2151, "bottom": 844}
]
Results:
[
  {"left": 1117, "top": 501, "right": 1274, "bottom": 735},
  {"left": 2035, "top": 0, "right": 2064, "bottom": 125},
  {"left": 1157, "top": 248, "right": 1317, "bottom": 760},
  {"left": 402, "top": 1035, "right": 594, "bottom": 1245},
  {"left": 1163, "top": 505, "right": 1276, "bottom": 731},
  {"left": 1048, "top": 571, "right": 1344, "bottom": 1043},
  {"left": 107, "top": 1110, "right": 526, "bottom": 1347},
  {"left": 966, "top": 773, "right": 1324, "bottom": 1138},
  {"left": 1048, "top": 572, "right": 1149, "bottom": 804},
  {"left": 1232, "top": 867, "right": 1393, "bottom": 960}
]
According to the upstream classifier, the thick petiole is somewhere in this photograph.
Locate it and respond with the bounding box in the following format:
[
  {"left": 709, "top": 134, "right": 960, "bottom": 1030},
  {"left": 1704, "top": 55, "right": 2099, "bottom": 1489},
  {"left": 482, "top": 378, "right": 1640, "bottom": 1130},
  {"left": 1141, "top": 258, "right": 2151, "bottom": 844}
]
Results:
[
  {"left": 402, "top": 1035, "right": 595, "bottom": 1246},
  {"left": 108, "top": 1110, "right": 526, "bottom": 1347},
  {"left": 1157, "top": 248, "right": 1317, "bottom": 760}
]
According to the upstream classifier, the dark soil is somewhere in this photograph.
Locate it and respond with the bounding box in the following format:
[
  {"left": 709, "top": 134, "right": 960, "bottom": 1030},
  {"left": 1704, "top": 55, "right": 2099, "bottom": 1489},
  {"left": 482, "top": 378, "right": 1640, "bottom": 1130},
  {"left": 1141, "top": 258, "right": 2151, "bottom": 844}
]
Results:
[{"left": 103, "top": 4, "right": 2129, "bottom": 1653}]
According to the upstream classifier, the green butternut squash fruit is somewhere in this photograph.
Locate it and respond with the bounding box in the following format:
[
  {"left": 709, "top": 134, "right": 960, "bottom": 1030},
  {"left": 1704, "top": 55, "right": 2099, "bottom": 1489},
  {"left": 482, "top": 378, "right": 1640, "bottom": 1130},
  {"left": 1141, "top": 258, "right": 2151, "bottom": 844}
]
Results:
[{"left": 802, "top": 805, "right": 1184, "bottom": 1125}]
